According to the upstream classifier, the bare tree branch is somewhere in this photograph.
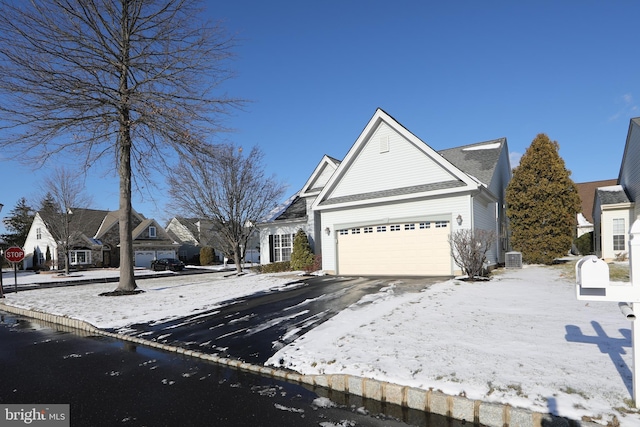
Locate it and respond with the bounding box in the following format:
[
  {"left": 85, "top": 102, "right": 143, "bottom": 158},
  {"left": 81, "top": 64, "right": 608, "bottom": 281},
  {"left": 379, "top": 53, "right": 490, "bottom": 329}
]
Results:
[
  {"left": 0, "top": 0, "right": 244, "bottom": 291},
  {"left": 168, "top": 144, "right": 286, "bottom": 273}
]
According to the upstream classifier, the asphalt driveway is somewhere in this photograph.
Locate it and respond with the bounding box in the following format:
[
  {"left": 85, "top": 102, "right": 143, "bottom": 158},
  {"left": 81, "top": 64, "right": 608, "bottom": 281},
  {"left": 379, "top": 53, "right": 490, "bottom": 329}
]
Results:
[{"left": 115, "top": 275, "right": 446, "bottom": 364}]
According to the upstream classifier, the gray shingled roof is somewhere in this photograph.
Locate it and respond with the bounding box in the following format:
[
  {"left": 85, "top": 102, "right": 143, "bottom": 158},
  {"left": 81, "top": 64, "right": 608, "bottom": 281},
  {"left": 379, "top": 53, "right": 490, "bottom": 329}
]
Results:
[
  {"left": 438, "top": 138, "right": 505, "bottom": 186},
  {"left": 319, "top": 180, "right": 466, "bottom": 206},
  {"left": 597, "top": 186, "right": 630, "bottom": 205},
  {"left": 274, "top": 196, "right": 307, "bottom": 220},
  {"left": 40, "top": 208, "right": 110, "bottom": 238}
]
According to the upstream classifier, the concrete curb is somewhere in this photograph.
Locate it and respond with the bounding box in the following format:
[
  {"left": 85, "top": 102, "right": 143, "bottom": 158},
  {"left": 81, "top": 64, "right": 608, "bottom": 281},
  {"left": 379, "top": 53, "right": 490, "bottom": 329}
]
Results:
[{"left": 0, "top": 303, "right": 603, "bottom": 427}]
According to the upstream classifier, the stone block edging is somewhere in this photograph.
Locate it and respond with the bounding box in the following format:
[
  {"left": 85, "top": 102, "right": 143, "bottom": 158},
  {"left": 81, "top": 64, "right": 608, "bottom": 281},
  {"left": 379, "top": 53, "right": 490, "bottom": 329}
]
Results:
[{"left": 0, "top": 303, "right": 602, "bottom": 427}]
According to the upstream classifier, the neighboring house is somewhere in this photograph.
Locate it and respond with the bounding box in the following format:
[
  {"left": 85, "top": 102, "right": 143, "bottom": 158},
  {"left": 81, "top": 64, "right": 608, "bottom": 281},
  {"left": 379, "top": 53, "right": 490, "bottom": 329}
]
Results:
[
  {"left": 575, "top": 179, "right": 616, "bottom": 238},
  {"left": 258, "top": 108, "right": 512, "bottom": 276},
  {"left": 166, "top": 217, "right": 261, "bottom": 264},
  {"left": 593, "top": 117, "right": 640, "bottom": 260},
  {"left": 23, "top": 208, "right": 178, "bottom": 270},
  {"left": 166, "top": 217, "right": 217, "bottom": 264}
]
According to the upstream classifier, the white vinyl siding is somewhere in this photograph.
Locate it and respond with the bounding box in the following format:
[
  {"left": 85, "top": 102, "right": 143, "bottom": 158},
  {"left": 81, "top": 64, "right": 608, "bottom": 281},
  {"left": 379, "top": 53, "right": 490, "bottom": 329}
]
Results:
[
  {"left": 620, "top": 120, "right": 640, "bottom": 219},
  {"left": 330, "top": 123, "right": 456, "bottom": 199}
]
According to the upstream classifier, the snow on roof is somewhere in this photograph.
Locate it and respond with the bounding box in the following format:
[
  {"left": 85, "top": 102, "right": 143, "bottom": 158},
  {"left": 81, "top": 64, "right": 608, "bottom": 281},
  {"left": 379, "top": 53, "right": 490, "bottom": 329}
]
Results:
[
  {"left": 262, "top": 192, "right": 300, "bottom": 222},
  {"left": 461, "top": 142, "right": 502, "bottom": 151},
  {"left": 576, "top": 212, "right": 592, "bottom": 227}
]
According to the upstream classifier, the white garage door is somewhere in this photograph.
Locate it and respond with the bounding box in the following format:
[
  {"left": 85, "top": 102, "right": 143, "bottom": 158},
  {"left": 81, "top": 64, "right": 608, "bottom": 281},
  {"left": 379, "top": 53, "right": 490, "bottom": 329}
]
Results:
[
  {"left": 134, "top": 251, "right": 156, "bottom": 268},
  {"left": 156, "top": 250, "right": 176, "bottom": 259},
  {"left": 337, "top": 221, "right": 451, "bottom": 276}
]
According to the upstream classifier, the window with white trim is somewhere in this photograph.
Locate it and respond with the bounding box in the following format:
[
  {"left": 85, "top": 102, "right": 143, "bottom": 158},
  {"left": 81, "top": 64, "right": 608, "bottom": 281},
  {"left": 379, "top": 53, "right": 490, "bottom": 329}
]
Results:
[
  {"left": 70, "top": 250, "right": 91, "bottom": 265},
  {"left": 404, "top": 224, "right": 415, "bottom": 230},
  {"left": 36, "top": 227, "right": 42, "bottom": 239},
  {"left": 339, "top": 229, "right": 349, "bottom": 235},
  {"left": 419, "top": 222, "right": 430, "bottom": 229},
  {"left": 613, "top": 218, "right": 626, "bottom": 251},
  {"left": 351, "top": 228, "right": 360, "bottom": 234},
  {"left": 273, "top": 234, "right": 293, "bottom": 262},
  {"left": 390, "top": 225, "right": 400, "bottom": 231},
  {"left": 149, "top": 226, "right": 157, "bottom": 238},
  {"left": 435, "top": 221, "right": 448, "bottom": 228},
  {"left": 364, "top": 227, "right": 373, "bottom": 233},
  {"left": 377, "top": 226, "right": 387, "bottom": 232}
]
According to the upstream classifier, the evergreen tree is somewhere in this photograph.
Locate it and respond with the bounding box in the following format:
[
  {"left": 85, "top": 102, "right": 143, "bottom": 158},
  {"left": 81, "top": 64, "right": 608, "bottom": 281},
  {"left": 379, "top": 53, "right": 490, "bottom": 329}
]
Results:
[
  {"left": 290, "top": 229, "right": 314, "bottom": 271},
  {"left": 1, "top": 198, "right": 34, "bottom": 247},
  {"left": 45, "top": 246, "right": 52, "bottom": 270},
  {"left": 506, "top": 134, "right": 581, "bottom": 264}
]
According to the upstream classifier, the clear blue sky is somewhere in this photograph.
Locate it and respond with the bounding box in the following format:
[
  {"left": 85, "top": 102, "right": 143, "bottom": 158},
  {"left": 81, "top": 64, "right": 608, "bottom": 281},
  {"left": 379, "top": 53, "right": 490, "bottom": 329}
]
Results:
[{"left": 1, "top": 1, "right": 638, "bottom": 234}]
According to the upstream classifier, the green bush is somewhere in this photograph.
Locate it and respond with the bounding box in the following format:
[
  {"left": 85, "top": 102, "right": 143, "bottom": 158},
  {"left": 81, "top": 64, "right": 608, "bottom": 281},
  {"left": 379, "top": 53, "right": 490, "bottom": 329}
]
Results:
[
  {"left": 200, "top": 246, "right": 215, "bottom": 265},
  {"left": 574, "top": 232, "right": 593, "bottom": 255},
  {"left": 259, "top": 261, "right": 291, "bottom": 273},
  {"left": 290, "top": 229, "right": 314, "bottom": 271}
]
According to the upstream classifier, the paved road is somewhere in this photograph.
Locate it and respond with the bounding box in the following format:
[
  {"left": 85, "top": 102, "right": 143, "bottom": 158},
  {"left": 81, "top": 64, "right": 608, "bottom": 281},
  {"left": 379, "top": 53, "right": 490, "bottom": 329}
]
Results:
[
  {"left": 117, "top": 275, "right": 444, "bottom": 364},
  {"left": 0, "top": 311, "right": 445, "bottom": 427}
]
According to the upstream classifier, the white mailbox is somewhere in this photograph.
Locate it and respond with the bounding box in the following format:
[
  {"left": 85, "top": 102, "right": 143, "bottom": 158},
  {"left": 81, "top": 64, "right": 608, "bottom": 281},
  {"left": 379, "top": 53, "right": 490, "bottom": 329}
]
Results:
[
  {"left": 576, "top": 256, "right": 609, "bottom": 288},
  {"left": 574, "top": 217, "right": 640, "bottom": 407},
  {"left": 575, "top": 254, "right": 639, "bottom": 303}
]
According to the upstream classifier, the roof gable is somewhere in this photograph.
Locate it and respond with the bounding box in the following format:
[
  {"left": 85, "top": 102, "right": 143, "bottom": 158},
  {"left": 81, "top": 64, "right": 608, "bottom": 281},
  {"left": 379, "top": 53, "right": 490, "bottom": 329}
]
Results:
[
  {"left": 313, "top": 108, "right": 480, "bottom": 209},
  {"left": 133, "top": 218, "right": 174, "bottom": 242},
  {"left": 299, "top": 155, "right": 341, "bottom": 197}
]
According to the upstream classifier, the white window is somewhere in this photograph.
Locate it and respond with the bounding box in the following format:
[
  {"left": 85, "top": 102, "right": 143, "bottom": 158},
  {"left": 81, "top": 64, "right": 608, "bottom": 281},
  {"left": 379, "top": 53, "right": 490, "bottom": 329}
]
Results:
[
  {"left": 149, "top": 226, "right": 157, "bottom": 238},
  {"left": 613, "top": 218, "right": 626, "bottom": 251},
  {"left": 36, "top": 227, "right": 42, "bottom": 239},
  {"left": 435, "top": 221, "right": 448, "bottom": 228},
  {"left": 390, "top": 225, "right": 400, "bottom": 231},
  {"left": 339, "top": 229, "right": 349, "bottom": 235},
  {"left": 377, "top": 226, "right": 386, "bottom": 232},
  {"left": 351, "top": 228, "right": 360, "bottom": 234},
  {"left": 364, "top": 227, "right": 373, "bottom": 234},
  {"left": 419, "top": 222, "right": 430, "bottom": 229},
  {"left": 404, "top": 224, "right": 415, "bottom": 230},
  {"left": 273, "top": 234, "right": 293, "bottom": 262},
  {"left": 70, "top": 250, "right": 91, "bottom": 265}
]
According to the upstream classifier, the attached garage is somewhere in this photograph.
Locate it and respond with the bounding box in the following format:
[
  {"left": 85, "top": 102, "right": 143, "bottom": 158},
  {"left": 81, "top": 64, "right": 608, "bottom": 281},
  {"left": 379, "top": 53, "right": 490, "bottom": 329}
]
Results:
[
  {"left": 337, "top": 220, "right": 451, "bottom": 276},
  {"left": 134, "top": 251, "right": 156, "bottom": 268},
  {"left": 134, "top": 250, "right": 177, "bottom": 268}
]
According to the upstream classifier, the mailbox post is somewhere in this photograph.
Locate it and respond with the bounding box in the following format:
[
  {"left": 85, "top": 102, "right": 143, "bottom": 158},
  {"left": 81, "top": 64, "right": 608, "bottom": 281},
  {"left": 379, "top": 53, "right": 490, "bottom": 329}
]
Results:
[{"left": 576, "top": 218, "right": 640, "bottom": 406}]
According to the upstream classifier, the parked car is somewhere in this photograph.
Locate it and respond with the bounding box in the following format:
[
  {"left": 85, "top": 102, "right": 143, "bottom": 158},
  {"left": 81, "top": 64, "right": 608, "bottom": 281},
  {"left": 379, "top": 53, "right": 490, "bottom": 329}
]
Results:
[{"left": 151, "top": 258, "right": 185, "bottom": 272}]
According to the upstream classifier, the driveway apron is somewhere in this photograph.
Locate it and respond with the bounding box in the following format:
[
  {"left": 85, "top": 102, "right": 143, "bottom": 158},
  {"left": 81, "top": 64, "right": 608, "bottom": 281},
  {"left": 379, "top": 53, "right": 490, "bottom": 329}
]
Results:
[{"left": 114, "top": 275, "right": 442, "bottom": 364}]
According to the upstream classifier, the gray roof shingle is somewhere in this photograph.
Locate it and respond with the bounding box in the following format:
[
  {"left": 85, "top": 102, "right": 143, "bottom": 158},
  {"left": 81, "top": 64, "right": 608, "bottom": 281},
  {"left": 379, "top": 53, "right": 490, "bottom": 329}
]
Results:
[
  {"left": 438, "top": 138, "right": 506, "bottom": 186},
  {"left": 597, "top": 186, "right": 630, "bottom": 205}
]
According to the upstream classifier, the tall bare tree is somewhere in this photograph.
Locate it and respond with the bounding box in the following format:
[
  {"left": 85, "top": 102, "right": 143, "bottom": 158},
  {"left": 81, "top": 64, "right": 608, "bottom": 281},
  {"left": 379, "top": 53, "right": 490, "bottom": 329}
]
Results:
[
  {"left": 168, "top": 145, "right": 286, "bottom": 273},
  {"left": 0, "top": 0, "right": 242, "bottom": 292},
  {"left": 40, "top": 168, "right": 94, "bottom": 275}
]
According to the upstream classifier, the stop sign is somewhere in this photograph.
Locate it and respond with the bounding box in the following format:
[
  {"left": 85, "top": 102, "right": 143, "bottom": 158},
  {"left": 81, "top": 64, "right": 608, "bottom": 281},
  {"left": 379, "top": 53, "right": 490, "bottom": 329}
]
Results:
[{"left": 5, "top": 246, "right": 25, "bottom": 263}]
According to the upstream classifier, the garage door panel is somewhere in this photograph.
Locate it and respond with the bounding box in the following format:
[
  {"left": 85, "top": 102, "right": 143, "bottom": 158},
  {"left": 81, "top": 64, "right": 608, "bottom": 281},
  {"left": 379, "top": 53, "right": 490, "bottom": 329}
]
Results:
[{"left": 337, "top": 223, "right": 451, "bottom": 276}]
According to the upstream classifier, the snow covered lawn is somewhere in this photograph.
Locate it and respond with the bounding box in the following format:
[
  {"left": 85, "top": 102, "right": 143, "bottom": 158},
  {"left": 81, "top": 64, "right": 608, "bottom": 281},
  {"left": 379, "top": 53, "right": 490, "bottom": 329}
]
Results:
[
  {"left": 1, "top": 264, "right": 639, "bottom": 425},
  {"left": 265, "top": 265, "right": 638, "bottom": 426},
  {"left": 1, "top": 269, "right": 302, "bottom": 329}
]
